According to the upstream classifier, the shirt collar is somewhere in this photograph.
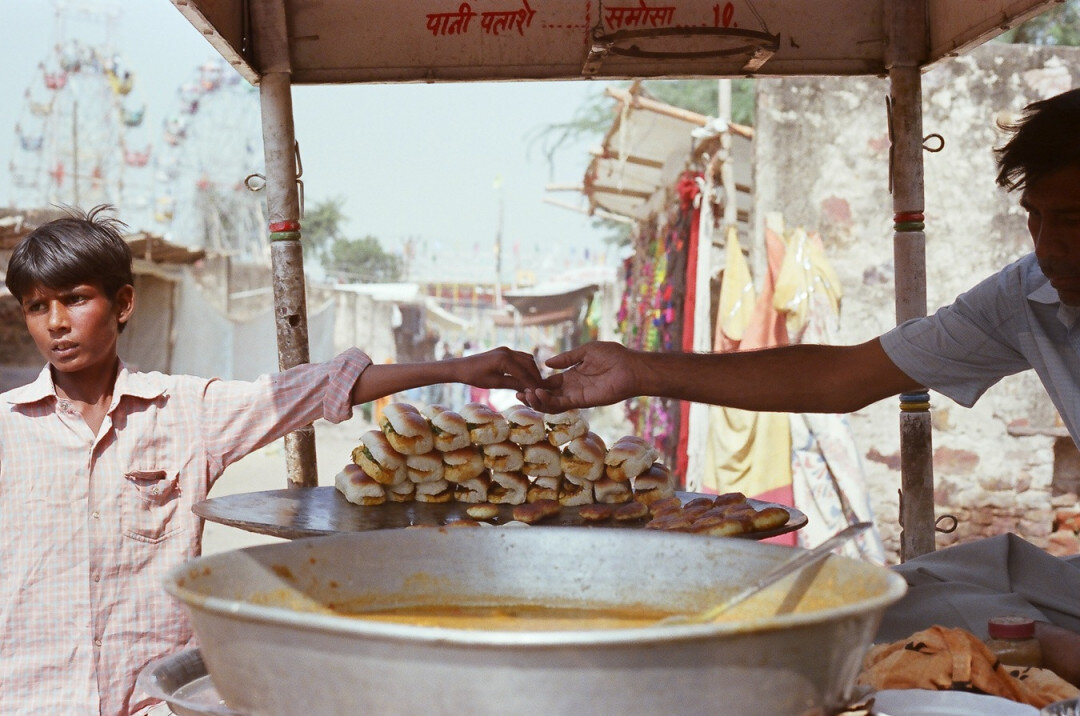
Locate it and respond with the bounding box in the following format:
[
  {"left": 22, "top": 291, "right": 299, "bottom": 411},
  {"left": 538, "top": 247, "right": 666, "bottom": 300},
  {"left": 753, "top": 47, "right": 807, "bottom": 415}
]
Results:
[
  {"left": 1026, "top": 266, "right": 1080, "bottom": 329},
  {"left": 2, "top": 361, "right": 168, "bottom": 407}
]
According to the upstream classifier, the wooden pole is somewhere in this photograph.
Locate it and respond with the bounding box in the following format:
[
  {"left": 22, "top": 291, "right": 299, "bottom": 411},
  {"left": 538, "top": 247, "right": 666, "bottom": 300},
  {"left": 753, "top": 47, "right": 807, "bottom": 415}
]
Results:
[
  {"left": 251, "top": 1, "right": 319, "bottom": 488},
  {"left": 886, "top": 0, "right": 935, "bottom": 559}
]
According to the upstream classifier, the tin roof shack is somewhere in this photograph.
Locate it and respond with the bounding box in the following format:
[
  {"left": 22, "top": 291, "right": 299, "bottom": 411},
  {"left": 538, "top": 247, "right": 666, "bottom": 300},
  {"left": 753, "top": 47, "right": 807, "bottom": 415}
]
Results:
[
  {"left": 751, "top": 43, "right": 1079, "bottom": 552},
  {"left": 1, "top": 209, "right": 205, "bottom": 392}
]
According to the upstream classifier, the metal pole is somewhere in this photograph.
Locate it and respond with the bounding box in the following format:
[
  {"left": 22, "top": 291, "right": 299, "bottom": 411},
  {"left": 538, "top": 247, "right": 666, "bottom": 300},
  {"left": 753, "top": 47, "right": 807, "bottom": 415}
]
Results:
[
  {"left": 886, "top": 0, "right": 935, "bottom": 559},
  {"left": 252, "top": 2, "right": 319, "bottom": 488}
]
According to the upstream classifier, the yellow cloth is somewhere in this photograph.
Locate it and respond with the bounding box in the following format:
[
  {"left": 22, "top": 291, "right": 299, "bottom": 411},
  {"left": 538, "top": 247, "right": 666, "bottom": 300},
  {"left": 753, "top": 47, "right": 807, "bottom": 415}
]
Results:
[
  {"left": 703, "top": 406, "right": 792, "bottom": 496},
  {"left": 716, "top": 225, "right": 756, "bottom": 346},
  {"left": 702, "top": 227, "right": 792, "bottom": 496},
  {"left": 773, "top": 228, "right": 843, "bottom": 337}
]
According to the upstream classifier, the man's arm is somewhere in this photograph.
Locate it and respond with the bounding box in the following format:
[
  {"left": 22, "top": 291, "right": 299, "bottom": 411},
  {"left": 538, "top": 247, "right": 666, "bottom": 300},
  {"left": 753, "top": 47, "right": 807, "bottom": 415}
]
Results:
[
  {"left": 351, "top": 346, "right": 542, "bottom": 406},
  {"left": 521, "top": 338, "right": 921, "bottom": 414}
]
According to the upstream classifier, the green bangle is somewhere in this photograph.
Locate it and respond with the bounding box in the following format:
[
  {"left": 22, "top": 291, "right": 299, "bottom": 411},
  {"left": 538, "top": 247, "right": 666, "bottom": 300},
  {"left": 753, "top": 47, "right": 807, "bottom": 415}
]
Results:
[
  {"left": 270, "top": 230, "right": 302, "bottom": 242},
  {"left": 894, "top": 221, "right": 925, "bottom": 232}
]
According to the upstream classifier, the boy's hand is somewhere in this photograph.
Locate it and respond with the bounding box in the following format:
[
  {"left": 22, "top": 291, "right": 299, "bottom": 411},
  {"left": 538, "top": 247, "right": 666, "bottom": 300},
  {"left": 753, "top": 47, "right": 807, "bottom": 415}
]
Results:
[
  {"left": 457, "top": 347, "right": 543, "bottom": 391},
  {"left": 518, "top": 341, "right": 637, "bottom": 412}
]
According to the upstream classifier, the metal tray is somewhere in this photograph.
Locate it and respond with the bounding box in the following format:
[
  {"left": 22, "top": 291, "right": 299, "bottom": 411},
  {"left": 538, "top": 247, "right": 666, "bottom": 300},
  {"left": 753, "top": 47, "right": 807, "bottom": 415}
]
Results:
[
  {"left": 194, "top": 486, "right": 807, "bottom": 540},
  {"left": 136, "top": 649, "right": 240, "bottom": 716}
]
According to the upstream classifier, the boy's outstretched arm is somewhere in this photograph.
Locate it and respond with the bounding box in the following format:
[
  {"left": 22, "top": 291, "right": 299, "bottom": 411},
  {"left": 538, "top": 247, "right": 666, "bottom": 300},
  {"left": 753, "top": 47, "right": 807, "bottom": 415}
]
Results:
[
  {"left": 350, "top": 346, "right": 542, "bottom": 406},
  {"left": 519, "top": 338, "right": 920, "bottom": 414}
]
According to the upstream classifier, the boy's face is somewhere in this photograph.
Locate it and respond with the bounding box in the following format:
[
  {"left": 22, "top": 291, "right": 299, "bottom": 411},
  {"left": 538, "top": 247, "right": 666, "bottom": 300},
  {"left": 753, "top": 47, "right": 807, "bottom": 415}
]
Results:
[
  {"left": 20, "top": 282, "right": 135, "bottom": 375},
  {"left": 1025, "top": 164, "right": 1080, "bottom": 306}
]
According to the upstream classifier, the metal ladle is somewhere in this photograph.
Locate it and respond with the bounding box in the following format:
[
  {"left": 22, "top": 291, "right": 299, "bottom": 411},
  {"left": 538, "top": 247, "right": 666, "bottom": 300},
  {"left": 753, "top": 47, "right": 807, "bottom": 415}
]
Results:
[{"left": 664, "top": 521, "right": 875, "bottom": 625}]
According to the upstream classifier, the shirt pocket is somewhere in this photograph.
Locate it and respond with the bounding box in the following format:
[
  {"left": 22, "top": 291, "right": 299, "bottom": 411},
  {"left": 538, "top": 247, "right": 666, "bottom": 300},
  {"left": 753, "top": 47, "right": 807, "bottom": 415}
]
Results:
[{"left": 122, "top": 469, "right": 183, "bottom": 544}]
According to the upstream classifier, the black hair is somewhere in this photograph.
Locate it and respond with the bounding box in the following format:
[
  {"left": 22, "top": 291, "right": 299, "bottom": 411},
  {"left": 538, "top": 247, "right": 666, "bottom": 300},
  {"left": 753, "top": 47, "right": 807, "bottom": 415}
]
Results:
[
  {"left": 995, "top": 87, "right": 1080, "bottom": 192},
  {"left": 5, "top": 204, "right": 134, "bottom": 303}
]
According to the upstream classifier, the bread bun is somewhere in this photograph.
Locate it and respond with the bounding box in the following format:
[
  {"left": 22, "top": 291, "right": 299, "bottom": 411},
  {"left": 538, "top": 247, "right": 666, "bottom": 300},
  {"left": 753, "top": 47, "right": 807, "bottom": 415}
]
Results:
[
  {"left": 482, "top": 440, "right": 524, "bottom": 472},
  {"left": 579, "top": 503, "right": 615, "bottom": 522},
  {"left": 465, "top": 503, "right": 499, "bottom": 521},
  {"left": 558, "top": 479, "right": 594, "bottom": 506},
  {"left": 454, "top": 474, "right": 491, "bottom": 503},
  {"left": 545, "top": 410, "right": 588, "bottom": 446},
  {"left": 604, "top": 435, "right": 659, "bottom": 482},
  {"left": 522, "top": 442, "right": 562, "bottom": 478},
  {"left": 379, "top": 403, "right": 434, "bottom": 455},
  {"left": 386, "top": 479, "right": 416, "bottom": 502},
  {"left": 442, "top": 445, "right": 485, "bottom": 483},
  {"left": 594, "top": 477, "right": 633, "bottom": 504},
  {"left": 545, "top": 409, "right": 583, "bottom": 426},
  {"left": 406, "top": 451, "right": 445, "bottom": 484},
  {"left": 352, "top": 430, "right": 407, "bottom": 486},
  {"left": 488, "top": 470, "right": 529, "bottom": 505},
  {"left": 420, "top": 403, "right": 450, "bottom": 419},
  {"left": 511, "top": 499, "right": 560, "bottom": 524},
  {"left": 632, "top": 462, "right": 675, "bottom": 504},
  {"left": 527, "top": 476, "right": 561, "bottom": 503},
  {"left": 460, "top": 402, "right": 510, "bottom": 444},
  {"left": 560, "top": 431, "right": 606, "bottom": 483},
  {"left": 614, "top": 500, "right": 649, "bottom": 521},
  {"left": 504, "top": 404, "right": 546, "bottom": 445},
  {"left": 334, "top": 464, "right": 386, "bottom": 506},
  {"left": 425, "top": 406, "right": 471, "bottom": 452},
  {"left": 415, "top": 478, "right": 454, "bottom": 503}
]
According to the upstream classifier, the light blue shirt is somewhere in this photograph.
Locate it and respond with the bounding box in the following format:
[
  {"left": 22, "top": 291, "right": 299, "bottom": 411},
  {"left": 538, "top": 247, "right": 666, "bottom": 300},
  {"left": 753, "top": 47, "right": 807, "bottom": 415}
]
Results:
[{"left": 880, "top": 252, "right": 1080, "bottom": 445}]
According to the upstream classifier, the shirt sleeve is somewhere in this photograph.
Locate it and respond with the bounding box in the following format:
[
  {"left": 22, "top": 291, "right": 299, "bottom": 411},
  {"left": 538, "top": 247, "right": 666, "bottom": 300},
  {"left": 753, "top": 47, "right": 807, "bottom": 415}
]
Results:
[
  {"left": 879, "top": 268, "right": 1032, "bottom": 408},
  {"left": 200, "top": 347, "right": 372, "bottom": 471}
]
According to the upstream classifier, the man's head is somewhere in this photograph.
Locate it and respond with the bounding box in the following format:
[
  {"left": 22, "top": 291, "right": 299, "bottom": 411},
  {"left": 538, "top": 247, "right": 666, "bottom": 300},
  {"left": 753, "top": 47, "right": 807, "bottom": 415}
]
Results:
[
  {"left": 995, "top": 88, "right": 1080, "bottom": 192},
  {"left": 5, "top": 205, "right": 134, "bottom": 328},
  {"left": 996, "top": 89, "right": 1080, "bottom": 305}
]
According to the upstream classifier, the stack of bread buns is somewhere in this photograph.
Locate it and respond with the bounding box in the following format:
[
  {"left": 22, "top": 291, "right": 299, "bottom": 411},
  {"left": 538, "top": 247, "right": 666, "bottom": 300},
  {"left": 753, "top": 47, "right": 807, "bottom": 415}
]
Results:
[{"left": 335, "top": 401, "right": 674, "bottom": 514}]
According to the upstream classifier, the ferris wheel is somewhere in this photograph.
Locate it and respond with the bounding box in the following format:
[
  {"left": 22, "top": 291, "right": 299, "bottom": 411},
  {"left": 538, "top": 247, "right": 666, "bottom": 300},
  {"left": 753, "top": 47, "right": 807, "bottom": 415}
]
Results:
[
  {"left": 150, "top": 59, "right": 269, "bottom": 263},
  {"left": 8, "top": 7, "right": 154, "bottom": 223}
]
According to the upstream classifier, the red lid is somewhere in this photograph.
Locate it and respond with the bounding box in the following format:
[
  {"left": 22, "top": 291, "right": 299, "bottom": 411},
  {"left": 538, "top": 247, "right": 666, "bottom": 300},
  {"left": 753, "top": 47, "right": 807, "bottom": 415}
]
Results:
[{"left": 988, "top": 616, "right": 1036, "bottom": 639}]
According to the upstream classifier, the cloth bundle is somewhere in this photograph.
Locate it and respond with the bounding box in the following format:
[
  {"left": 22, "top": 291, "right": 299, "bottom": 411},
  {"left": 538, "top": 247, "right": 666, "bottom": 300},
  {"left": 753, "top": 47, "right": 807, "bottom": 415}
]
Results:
[{"left": 858, "top": 625, "right": 1078, "bottom": 708}]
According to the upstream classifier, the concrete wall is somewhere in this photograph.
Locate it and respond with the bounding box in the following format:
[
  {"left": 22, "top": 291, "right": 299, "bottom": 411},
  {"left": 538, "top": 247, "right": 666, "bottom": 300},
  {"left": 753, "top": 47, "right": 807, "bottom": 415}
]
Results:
[{"left": 752, "top": 43, "right": 1079, "bottom": 559}]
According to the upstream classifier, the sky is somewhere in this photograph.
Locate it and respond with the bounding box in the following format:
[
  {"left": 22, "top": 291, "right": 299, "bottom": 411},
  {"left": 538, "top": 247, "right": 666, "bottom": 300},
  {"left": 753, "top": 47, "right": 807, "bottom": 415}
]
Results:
[{"left": 0, "top": 0, "right": 614, "bottom": 285}]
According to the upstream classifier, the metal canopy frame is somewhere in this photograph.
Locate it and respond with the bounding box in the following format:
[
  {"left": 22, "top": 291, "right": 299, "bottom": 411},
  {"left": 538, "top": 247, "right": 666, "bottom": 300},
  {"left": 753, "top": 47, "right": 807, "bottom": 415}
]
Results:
[{"left": 168, "top": 0, "right": 1057, "bottom": 560}]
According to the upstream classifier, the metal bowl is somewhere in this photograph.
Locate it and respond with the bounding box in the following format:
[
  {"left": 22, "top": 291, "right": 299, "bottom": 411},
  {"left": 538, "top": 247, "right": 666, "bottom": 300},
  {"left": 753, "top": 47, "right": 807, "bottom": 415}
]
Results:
[{"left": 166, "top": 527, "right": 906, "bottom": 715}]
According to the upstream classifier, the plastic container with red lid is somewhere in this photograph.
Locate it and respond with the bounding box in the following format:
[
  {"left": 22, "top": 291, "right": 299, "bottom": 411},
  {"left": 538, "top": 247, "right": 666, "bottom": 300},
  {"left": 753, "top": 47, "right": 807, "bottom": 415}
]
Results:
[{"left": 985, "top": 616, "right": 1043, "bottom": 668}]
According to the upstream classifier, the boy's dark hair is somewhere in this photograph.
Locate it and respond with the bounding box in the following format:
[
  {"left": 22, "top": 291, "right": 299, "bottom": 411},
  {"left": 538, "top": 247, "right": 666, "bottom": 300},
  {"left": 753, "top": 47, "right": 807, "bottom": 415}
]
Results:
[
  {"left": 995, "top": 87, "right": 1080, "bottom": 192},
  {"left": 5, "top": 204, "right": 134, "bottom": 305}
]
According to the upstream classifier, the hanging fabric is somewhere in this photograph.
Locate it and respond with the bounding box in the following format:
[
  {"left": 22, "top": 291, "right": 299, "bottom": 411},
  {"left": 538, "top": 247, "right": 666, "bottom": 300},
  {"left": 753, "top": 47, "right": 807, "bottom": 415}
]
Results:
[
  {"left": 777, "top": 228, "right": 884, "bottom": 561},
  {"left": 703, "top": 225, "right": 795, "bottom": 544}
]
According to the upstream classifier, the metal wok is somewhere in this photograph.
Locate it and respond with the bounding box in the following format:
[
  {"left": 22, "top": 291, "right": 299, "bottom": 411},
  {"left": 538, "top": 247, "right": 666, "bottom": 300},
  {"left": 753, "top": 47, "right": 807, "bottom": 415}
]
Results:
[{"left": 165, "top": 527, "right": 905, "bottom": 715}]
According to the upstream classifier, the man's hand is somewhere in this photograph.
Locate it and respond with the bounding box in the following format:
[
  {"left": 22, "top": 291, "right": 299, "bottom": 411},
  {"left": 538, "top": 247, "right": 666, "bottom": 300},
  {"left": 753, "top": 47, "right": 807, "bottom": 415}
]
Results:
[
  {"left": 455, "top": 346, "right": 544, "bottom": 391},
  {"left": 518, "top": 341, "right": 638, "bottom": 412}
]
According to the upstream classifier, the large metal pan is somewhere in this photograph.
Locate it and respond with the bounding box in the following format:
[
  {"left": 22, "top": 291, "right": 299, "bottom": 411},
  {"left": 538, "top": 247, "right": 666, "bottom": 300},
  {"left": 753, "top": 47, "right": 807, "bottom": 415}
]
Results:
[{"left": 166, "top": 527, "right": 905, "bottom": 715}]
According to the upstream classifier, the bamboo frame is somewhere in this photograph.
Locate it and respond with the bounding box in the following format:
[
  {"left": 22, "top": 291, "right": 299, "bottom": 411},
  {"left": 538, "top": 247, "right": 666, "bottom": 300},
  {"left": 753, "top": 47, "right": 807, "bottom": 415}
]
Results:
[
  {"left": 887, "top": 0, "right": 935, "bottom": 560},
  {"left": 252, "top": 1, "right": 319, "bottom": 488}
]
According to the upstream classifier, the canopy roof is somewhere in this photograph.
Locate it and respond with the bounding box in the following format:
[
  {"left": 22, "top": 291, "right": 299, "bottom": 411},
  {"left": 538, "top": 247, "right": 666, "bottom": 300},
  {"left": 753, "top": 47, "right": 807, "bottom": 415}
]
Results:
[
  {"left": 172, "top": 0, "right": 1055, "bottom": 84},
  {"left": 576, "top": 84, "right": 754, "bottom": 226}
]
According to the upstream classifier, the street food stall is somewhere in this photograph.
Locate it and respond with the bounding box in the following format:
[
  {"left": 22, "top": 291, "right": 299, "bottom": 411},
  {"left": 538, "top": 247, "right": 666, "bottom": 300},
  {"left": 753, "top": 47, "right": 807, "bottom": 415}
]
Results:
[
  {"left": 169, "top": 0, "right": 1055, "bottom": 557},
  {"left": 152, "top": 1, "right": 1063, "bottom": 713}
]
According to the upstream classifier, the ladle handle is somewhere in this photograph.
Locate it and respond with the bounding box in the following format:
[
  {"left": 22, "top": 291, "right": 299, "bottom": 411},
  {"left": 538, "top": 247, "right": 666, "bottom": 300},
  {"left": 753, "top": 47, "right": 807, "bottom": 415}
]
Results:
[{"left": 694, "top": 521, "right": 874, "bottom": 622}]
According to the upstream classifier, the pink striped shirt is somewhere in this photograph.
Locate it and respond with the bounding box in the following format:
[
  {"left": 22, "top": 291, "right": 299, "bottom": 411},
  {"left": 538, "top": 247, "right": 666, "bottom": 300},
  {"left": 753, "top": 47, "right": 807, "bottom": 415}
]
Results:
[{"left": 0, "top": 348, "right": 371, "bottom": 715}]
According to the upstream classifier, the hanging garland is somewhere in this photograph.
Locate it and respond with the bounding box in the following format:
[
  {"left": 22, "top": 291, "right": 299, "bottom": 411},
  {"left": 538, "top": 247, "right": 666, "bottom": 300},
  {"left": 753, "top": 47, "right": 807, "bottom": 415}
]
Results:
[{"left": 615, "top": 170, "right": 702, "bottom": 466}]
